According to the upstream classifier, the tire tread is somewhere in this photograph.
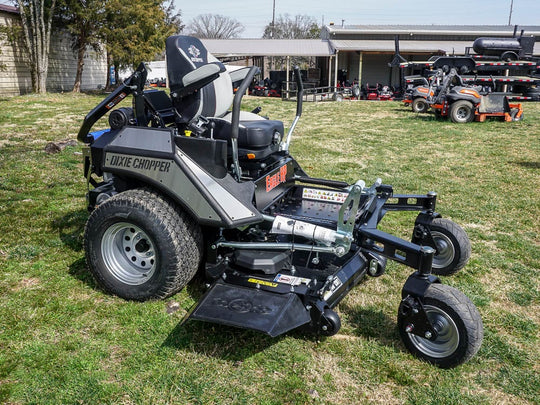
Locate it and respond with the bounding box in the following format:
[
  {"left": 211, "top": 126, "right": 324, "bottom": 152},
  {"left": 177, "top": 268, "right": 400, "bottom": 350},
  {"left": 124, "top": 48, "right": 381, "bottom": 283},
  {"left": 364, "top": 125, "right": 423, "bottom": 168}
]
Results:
[{"left": 84, "top": 188, "right": 202, "bottom": 300}]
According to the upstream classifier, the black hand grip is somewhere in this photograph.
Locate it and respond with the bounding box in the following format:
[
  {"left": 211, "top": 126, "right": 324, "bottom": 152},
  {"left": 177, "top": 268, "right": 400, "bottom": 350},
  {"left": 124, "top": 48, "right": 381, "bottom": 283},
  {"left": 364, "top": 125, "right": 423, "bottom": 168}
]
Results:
[{"left": 293, "top": 66, "right": 304, "bottom": 117}]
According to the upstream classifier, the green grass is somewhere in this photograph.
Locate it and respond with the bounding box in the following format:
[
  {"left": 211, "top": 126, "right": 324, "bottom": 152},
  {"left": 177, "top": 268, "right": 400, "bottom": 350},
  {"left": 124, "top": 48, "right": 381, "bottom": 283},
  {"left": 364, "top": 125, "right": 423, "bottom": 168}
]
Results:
[{"left": 0, "top": 93, "right": 539, "bottom": 404}]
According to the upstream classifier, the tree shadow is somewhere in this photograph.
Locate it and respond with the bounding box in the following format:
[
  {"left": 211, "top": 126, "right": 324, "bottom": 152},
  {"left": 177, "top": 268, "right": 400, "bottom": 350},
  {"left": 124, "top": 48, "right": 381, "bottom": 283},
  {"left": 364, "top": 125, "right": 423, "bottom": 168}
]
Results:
[{"left": 514, "top": 161, "right": 539, "bottom": 169}]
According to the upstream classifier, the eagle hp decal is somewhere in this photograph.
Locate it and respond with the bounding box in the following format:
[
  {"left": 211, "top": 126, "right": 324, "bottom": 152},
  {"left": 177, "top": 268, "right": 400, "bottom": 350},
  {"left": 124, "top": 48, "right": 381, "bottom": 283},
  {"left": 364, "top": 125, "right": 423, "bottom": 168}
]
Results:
[{"left": 266, "top": 164, "right": 287, "bottom": 192}]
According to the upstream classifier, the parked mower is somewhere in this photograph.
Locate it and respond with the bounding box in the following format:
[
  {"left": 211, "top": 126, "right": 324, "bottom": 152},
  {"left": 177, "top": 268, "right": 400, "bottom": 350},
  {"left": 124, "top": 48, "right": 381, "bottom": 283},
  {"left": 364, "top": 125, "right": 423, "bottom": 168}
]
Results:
[
  {"left": 77, "top": 36, "right": 483, "bottom": 368},
  {"left": 429, "top": 69, "right": 523, "bottom": 123},
  {"left": 407, "top": 68, "right": 523, "bottom": 123}
]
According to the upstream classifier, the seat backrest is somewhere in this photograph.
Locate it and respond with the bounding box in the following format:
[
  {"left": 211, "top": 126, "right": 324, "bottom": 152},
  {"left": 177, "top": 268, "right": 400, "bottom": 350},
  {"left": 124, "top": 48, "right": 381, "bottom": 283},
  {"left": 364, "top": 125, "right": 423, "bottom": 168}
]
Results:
[{"left": 166, "top": 35, "right": 233, "bottom": 124}]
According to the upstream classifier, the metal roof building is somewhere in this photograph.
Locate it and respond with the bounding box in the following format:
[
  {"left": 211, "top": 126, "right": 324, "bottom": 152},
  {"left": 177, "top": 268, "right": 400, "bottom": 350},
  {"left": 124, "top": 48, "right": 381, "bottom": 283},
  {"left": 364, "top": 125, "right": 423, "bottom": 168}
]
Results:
[
  {"left": 203, "top": 24, "right": 540, "bottom": 89},
  {"left": 203, "top": 39, "right": 334, "bottom": 57}
]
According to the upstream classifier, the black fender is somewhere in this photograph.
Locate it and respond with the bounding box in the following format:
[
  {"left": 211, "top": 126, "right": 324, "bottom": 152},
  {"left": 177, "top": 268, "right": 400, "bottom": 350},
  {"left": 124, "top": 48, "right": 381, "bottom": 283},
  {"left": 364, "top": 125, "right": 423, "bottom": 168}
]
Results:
[{"left": 402, "top": 271, "right": 440, "bottom": 299}]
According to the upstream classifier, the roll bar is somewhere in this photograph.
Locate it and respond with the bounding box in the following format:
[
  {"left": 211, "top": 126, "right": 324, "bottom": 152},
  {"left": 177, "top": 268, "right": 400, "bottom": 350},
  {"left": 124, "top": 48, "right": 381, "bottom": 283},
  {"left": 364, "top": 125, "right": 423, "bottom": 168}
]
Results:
[
  {"left": 77, "top": 63, "right": 147, "bottom": 143},
  {"left": 230, "top": 65, "right": 259, "bottom": 181},
  {"left": 282, "top": 66, "right": 304, "bottom": 152}
]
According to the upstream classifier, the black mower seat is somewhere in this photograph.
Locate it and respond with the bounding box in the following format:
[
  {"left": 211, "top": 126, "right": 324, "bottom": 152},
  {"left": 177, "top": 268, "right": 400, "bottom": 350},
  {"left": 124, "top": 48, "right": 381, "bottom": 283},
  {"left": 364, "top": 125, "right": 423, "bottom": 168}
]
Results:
[
  {"left": 165, "top": 35, "right": 285, "bottom": 160},
  {"left": 211, "top": 118, "right": 284, "bottom": 160}
]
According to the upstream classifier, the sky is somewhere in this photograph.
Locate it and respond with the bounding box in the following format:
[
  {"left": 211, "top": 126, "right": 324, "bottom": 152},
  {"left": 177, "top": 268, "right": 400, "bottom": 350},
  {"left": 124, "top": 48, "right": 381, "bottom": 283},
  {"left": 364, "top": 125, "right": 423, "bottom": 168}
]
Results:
[{"left": 174, "top": 0, "right": 540, "bottom": 38}]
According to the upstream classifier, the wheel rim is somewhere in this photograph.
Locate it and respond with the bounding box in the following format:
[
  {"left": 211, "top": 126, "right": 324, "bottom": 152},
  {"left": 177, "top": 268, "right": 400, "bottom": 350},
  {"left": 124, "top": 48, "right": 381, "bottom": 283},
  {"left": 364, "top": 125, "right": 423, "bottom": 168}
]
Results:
[
  {"left": 431, "top": 231, "right": 455, "bottom": 269},
  {"left": 407, "top": 305, "right": 459, "bottom": 358},
  {"left": 101, "top": 222, "right": 157, "bottom": 285},
  {"left": 413, "top": 100, "right": 426, "bottom": 112},
  {"left": 456, "top": 106, "right": 470, "bottom": 120}
]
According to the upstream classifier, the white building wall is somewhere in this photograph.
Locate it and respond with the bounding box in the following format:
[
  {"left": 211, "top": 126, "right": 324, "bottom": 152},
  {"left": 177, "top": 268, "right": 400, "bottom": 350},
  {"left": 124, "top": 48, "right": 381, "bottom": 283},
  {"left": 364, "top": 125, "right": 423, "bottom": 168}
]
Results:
[{"left": 0, "top": 10, "right": 107, "bottom": 96}]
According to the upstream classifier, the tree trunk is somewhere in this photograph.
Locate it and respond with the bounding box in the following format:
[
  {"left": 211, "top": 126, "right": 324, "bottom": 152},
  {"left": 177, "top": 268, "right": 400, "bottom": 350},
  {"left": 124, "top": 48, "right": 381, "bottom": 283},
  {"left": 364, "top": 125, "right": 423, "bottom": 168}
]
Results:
[
  {"left": 73, "top": 44, "right": 86, "bottom": 92},
  {"left": 17, "top": 0, "right": 56, "bottom": 94}
]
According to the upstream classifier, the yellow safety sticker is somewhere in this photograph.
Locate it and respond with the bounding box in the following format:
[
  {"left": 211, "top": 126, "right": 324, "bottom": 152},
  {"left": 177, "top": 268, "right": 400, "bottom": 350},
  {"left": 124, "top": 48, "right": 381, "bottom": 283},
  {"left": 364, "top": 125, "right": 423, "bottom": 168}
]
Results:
[{"left": 247, "top": 278, "right": 278, "bottom": 288}]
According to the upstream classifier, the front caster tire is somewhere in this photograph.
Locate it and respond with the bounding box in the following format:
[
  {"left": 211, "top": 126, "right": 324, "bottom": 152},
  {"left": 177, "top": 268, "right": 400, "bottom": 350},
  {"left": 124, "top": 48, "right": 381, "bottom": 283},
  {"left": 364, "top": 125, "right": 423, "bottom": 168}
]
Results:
[
  {"left": 427, "top": 218, "right": 471, "bottom": 276},
  {"left": 84, "top": 188, "right": 203, "bottom": 301},
  {"left": 398, "top": 284, "right": 483, "bottom": 369},
  {"left": 320, "top": 308, "right": 341, "bottom": 336}
]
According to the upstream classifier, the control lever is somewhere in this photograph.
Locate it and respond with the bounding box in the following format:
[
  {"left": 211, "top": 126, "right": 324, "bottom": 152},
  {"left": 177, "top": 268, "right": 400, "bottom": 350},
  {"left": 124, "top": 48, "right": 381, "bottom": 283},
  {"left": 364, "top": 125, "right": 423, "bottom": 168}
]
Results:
[{"left": 208, "top": 121, "right": 215, "bottom": 139}]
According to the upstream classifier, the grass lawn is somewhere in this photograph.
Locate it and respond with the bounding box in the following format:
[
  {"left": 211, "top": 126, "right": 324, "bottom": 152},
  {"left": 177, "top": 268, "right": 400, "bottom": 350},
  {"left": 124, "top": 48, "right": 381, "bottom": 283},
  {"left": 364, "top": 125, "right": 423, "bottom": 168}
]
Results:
[{"left": 0, "top": 93, "right": 538, "bottom": 404}]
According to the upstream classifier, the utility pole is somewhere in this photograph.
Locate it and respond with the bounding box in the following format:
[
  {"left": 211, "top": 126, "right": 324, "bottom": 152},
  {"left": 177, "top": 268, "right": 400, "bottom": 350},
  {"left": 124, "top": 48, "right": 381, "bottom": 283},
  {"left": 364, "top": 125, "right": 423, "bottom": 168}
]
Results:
[
  {"left": 508, "top": 0, "right": 514, "bottom": 25},
  {"left": 271, "top": 0, "right": 276, "bottom": 71},
  {"left": 272, "top": 0, "right": 276, "bottom": 38}
]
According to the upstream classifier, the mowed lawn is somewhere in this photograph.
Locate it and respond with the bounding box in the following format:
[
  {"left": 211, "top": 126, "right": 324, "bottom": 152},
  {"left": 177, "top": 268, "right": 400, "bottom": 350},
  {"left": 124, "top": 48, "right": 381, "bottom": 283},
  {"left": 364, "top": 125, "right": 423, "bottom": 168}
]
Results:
[{"left": 0, "top": 92, "right": 538, "bottom": 404}]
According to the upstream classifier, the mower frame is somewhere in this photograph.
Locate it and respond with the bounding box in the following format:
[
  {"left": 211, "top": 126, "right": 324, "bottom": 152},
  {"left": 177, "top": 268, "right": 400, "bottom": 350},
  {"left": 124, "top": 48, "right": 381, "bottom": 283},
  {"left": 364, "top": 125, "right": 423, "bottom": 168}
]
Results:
[{"left": 76, "top": 36, "right": 483, "bottom": 368}]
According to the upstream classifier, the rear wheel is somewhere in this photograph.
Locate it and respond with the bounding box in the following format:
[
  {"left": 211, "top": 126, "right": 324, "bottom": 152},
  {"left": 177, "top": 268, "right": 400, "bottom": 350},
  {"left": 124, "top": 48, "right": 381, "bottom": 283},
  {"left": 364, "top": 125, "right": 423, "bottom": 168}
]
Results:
[
  {"left": 449, "top": 100, "right": 474, "bottom": 123},
  {"left": 84, "top": 188, "right": 202, "bottom": 300},
  {"left": 398, "top": 284, "right": 483, "bottom": 368},
  {"left": 427, "top": 218, "right": 471, "bottom": 276},
  {"left": 412, "top": 97, "right": 429, "bottom": 113}
]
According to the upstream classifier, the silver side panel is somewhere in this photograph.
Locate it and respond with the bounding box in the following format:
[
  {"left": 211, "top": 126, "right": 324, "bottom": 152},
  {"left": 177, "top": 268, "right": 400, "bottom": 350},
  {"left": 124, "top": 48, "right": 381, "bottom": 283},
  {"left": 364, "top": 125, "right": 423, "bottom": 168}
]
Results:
[
  {"left": 104, "top": 151, "right": 259, "bottom": 226},
  {"left": 104, "top": 152, "right": 220, "bottom": 222},
  {"left": 177, "top": 151, "right": 258, "bottom": 222}
]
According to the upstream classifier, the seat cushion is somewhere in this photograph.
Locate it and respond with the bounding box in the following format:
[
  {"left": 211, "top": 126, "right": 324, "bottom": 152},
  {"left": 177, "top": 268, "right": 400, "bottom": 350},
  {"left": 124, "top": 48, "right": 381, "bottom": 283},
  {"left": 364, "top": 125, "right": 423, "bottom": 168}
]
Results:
[{"left": 211, "top": 118, "right": 283, "bottom": 149}]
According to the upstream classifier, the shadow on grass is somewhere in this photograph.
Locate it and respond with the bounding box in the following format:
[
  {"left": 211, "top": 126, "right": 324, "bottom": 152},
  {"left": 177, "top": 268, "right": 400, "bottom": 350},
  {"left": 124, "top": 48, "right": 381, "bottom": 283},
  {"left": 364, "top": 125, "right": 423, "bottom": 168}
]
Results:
[
  {"left": 164, "top": 280, "right": 405, "bottom": 362},
  {"left": 514, "top": 160, "right": 539, "bottom": 169},
  {"left": 68, "top": 256, "right": 98, "bottom": 290},
  {"left": 51, "top": 209, "right": 87, "bottom": 252},
  {"left": 338, "top": 301, "right": 402, "bottom": 347},
  {"left": 162, "top": 316, "right": 281, "bottom": 361}
]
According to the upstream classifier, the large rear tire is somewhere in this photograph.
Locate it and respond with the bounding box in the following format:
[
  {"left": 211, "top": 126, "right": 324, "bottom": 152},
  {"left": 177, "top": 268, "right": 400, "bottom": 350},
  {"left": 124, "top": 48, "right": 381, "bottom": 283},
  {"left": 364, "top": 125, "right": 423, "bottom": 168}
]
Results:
[
  {"left": 398, "top": 284, "right": 483, "bottom": 368},
  {"left": 84, "top": 188, "right": 202, "bottom": 300},
  {"left": 449, "top": 100, "right": 474, "bottom": 123}
]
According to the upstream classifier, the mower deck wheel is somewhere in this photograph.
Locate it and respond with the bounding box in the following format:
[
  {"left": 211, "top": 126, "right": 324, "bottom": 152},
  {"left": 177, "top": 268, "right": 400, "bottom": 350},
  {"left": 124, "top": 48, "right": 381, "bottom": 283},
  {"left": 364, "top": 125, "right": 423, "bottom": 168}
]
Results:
[
  {"left": 398, "top": 284, "right": 483, "bottom": 369},
  {"left": 412, "top": 97, "right": 429, "bottom": 113},
  {"left": 427, "top": 218, "right": 471, "bottom": 276}
]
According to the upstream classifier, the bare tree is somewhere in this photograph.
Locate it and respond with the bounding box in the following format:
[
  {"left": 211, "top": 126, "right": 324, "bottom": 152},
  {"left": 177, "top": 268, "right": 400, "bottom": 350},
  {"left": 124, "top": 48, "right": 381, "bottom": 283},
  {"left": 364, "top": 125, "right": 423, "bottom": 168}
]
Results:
[
  {"left": 262, "top": 14, "right": 320, "bottom": 69},
  {"left": 187, "top": 14, "right": 244, "bottom": 39},
  {"left": 12, "top": 0, "right": 57, "bottom": 93},
  {"left": 263, "top": 14, "right": 320, "bottom": 39}
]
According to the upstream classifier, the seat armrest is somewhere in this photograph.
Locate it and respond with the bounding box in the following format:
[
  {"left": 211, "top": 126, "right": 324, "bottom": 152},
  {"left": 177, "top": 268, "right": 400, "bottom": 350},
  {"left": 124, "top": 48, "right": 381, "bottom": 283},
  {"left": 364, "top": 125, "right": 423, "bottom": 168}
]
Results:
[
  {"left": 171, "top": 63, "right": 225, "bottom": 98},
  {"left": 228, "top": 67, "right": 252, "bottom": 84}
]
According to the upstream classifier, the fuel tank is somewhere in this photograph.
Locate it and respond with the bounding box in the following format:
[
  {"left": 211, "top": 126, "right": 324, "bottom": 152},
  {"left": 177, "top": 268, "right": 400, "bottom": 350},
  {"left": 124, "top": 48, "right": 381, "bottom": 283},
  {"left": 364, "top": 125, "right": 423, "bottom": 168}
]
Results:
[{"left": 472, "top": 37, "right": 521, "bottom": 56}]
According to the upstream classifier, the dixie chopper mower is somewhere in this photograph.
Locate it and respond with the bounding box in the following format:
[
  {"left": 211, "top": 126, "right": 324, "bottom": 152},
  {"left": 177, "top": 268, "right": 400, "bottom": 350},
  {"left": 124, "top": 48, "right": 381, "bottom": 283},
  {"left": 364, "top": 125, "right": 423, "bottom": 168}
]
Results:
[{"left": 77, "top": 36, "right": 483, "bottom": 368}]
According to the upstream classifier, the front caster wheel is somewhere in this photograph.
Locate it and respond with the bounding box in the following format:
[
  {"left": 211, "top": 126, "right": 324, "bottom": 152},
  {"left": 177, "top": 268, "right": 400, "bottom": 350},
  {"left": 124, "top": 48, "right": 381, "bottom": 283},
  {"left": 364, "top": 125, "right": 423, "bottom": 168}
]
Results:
[
  {"left": 320, "top": 308, "right": 341, "bottom": 336},
  {"left": 84, "top": 188, "right": 203, "bottom": 300},
  {"left": 427, "top": 218, "right": 471, "bottom": 276},
  {"left": 398, "top": 284, "right": 483, "bottom": 368}
]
